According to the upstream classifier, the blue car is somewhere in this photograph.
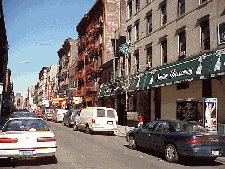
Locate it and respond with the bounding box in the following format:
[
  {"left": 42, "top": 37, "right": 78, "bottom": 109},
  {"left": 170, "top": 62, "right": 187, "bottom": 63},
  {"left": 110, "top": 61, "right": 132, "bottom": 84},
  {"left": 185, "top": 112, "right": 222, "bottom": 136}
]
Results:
[{"left": 126, "top": 119, "right": 225, "bottom": 163}]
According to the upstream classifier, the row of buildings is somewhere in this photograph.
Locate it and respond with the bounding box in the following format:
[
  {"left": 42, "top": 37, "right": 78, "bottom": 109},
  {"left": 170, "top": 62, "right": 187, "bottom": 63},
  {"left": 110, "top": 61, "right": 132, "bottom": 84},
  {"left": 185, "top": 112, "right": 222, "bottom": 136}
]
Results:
[
  {"left": 20, "top": 0, "right": 225, "bottom": 130},
  {"left": 0, "top": 0, "right": 14, "bottom": 119}
]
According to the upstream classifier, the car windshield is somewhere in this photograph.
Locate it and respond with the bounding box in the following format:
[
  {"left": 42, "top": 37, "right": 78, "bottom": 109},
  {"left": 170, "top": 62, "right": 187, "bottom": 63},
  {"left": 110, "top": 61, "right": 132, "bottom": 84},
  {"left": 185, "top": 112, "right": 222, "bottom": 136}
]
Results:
[
  {"left": 2, "top": 119, "right": 50, "bottom": 132},
  {"left": 11, "top": 112, "right": 38, "bottom": 118},
  {"left": 174, "top": 121, "right": 208, "bottom": 133}
]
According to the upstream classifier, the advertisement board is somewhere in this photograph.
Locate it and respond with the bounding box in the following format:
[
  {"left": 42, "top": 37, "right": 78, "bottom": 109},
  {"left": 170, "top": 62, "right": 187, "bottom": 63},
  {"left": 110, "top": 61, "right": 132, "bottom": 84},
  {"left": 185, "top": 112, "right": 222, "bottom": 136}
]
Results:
[{"left": 204, "top": 98, "right": 217, "bottom": 132}]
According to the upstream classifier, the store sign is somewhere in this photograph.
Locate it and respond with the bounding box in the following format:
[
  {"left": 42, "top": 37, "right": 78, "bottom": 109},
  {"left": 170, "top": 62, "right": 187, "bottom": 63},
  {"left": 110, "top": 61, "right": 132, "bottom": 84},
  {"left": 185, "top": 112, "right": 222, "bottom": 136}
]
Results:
[
  {"left": 73, "top": 97, "right": 82, "bottom": 104},
  {"left": 98, "top": 47, "right": 225, "bottom": 97},
  {"left": 48, "top": 81, "right": 52, "bottom": 100},
  {"left": 204, "top": 98, "right": 217, "bottom": 132}
]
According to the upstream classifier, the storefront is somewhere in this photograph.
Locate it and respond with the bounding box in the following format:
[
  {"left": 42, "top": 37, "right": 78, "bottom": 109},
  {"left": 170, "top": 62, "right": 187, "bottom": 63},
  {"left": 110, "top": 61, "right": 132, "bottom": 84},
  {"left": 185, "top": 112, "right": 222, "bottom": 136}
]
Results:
[{"left": 98, "top": 47, "right": 225, "bottom": 129}]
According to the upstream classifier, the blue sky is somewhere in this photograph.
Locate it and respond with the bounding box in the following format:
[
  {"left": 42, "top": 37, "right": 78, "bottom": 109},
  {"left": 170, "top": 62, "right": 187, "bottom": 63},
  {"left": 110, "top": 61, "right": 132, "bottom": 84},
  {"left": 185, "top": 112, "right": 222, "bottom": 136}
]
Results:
[{"left": 2, "top": 0, "right": 96, "bottom": 96}]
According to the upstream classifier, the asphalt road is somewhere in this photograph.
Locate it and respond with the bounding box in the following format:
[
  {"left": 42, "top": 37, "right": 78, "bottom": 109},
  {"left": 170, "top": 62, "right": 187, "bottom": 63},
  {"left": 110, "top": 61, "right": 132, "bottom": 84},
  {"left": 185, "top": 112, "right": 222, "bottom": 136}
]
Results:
[{"left": 0, "top": 120, "right": 225, "bottom": 168}]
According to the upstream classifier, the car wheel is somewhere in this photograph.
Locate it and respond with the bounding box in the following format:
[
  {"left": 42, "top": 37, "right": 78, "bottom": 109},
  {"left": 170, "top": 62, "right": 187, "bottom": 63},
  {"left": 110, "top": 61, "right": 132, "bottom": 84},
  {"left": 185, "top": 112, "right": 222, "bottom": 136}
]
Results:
[
  {"left": 165, "top": 144, "right": 178, "bottom": 163},
  {"left": 128, "top": 135, "right": 137, "bottom": 150},
  {"left": 73, "top": 124, "right": 78, "bottom": 131},
  {"left": 86, "top": 126, "right": 92, "bottom": 134}
]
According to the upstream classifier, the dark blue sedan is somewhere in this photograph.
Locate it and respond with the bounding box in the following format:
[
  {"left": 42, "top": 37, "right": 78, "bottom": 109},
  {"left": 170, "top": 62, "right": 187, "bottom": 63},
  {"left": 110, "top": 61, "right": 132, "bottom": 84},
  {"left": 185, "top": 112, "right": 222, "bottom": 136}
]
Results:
[{"left": 125, "top": 119, "right": 225, "bottom": 163}]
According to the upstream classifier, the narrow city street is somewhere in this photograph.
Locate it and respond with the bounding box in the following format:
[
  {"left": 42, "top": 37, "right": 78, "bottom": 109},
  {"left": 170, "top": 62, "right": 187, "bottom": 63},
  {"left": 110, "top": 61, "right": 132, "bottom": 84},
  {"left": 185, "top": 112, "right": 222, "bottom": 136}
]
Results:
[{"left": 0, "top": 120, "right": 225, "bottom": 169}]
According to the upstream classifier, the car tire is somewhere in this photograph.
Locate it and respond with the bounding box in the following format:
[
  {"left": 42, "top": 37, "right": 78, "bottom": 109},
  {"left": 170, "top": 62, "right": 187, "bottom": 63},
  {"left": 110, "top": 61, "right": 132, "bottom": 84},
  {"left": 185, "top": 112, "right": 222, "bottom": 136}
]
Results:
[
  {"left": 165, "top": 144, "right": 178, "bottom": 163},
  {"left": 73, "top": 124, "right": 78, "bottom": 131},
  {"left": 86, "top": 126, "right": 92, "bottom": 134},
  {"left": 128, "top": 135, "right": 137, "bottom": 150}
]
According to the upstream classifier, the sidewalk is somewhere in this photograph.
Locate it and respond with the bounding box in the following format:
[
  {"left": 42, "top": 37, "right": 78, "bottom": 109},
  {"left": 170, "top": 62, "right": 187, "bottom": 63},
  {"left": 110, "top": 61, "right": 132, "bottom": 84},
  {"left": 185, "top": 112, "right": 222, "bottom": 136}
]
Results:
[{"left": 115, "top": 125, "right": 136, "bottom": 137}]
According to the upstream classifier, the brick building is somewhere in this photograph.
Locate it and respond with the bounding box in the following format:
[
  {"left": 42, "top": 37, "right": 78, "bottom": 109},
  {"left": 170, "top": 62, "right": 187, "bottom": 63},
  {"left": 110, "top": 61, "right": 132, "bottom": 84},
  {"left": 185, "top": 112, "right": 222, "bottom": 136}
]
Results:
[{"left": 75, "top": 0, "right": 127, "bottom": 109}]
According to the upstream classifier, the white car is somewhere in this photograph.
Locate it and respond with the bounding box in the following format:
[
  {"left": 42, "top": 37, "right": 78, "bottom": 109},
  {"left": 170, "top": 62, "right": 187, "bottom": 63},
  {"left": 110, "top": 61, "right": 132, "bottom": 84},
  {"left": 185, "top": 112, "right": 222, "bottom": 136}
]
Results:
[
  {"left": 52, "top": 109, "right": 68, "bottom": 123},
  {"left": 0, "top": 117, "right": 57, "bottom": 161}
]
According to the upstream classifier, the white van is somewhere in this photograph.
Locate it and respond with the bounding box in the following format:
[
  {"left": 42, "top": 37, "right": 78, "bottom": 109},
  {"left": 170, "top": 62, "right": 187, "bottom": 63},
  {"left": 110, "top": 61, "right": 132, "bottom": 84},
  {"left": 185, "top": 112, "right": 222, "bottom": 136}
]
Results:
[{"left": 73, "top": 107, "right": 118, "bottom": 134}]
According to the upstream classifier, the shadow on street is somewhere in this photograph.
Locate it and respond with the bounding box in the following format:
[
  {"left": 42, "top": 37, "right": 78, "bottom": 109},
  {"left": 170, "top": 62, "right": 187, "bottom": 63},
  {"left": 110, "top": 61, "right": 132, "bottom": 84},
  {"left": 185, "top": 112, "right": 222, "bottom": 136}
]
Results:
[
  {"left": 0, "top": 156, "right": 57, "bottom": 167},
  {"left": 123, "top": 145, "right": 224, "bottom": 167}
]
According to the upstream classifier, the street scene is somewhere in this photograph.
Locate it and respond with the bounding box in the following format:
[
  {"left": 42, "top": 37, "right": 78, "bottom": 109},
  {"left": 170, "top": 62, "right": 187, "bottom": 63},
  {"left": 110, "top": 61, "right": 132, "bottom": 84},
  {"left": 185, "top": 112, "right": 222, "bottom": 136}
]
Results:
[
  {"left": 0, "top": 0, "right": 225, "bottom": 168},
  {"left": 0, "top": 118, "right": 225, "bottom": 168}
]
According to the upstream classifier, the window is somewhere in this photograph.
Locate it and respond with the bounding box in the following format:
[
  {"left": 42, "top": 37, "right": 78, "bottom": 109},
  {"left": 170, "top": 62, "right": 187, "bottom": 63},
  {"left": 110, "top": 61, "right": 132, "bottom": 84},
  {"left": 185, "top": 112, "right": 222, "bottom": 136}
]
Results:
[
  {"left": 128, "top": 54, "right": 131, "bottom": 74},
  {"left": 97, "top": 109, "right": 105, "bottom": 117},
  {"left": 201, "top": 0, "right": 208, "bottom": 3},
  {"left": 128, "top": 1, "right": 132, "bottom": 18},
  {"left": 201, "top": 20, "right": 210, "bottom": 50},
  {"left": 161, "top": 39, "right": 167, "bottom": 64},
  {"left": 178, "top": 0, "right": 185, "bottom": 16},
  {"left": 146, "top": 0, "right": 152, "bottom": 4},
  {"left": 147, "top": 13, "right": 152, "bottom": 34},
  {"left": 134, "top": 51, "right": 139, "bottom": 72},
  {"left": 135, "top": 22, "right": 140, "bottom": 41},
  {"left": 161, "top": 4, "right": 167, "bottom": 25},
  {"left": 107, "top": 110, "right": 115, "bottom": 118},
  {"left": 127, "top": 27, "right": 132, "bottom": 43},
  {"left": 153, "top": 121, "right": 169, "bottom": 132},
  {"left": 136, "top": 0, "right": 140, "bottom": 12},
  {"left": 179, "top": 31, "right": 186, "bottom": 60},
  {"left": 146, "top": 45, "right": 152, "bottom": 68}
]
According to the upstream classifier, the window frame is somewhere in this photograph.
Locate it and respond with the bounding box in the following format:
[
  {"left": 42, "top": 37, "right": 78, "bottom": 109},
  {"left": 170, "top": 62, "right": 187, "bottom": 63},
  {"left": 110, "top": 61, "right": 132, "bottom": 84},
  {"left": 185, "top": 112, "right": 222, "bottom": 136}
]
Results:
[
  {"left": 135, "top": 22, "right": 140, "bottom": 41},
  {"left": 179, "top": 31, "right": 186, "bottom": 60},
  {"left": 128, "top": 1, "right": 132, "bottom": 18},
  {"left": 147, "top": 12, "right": 152, "bottom": 34},
  {"left": 134, "top": 50, "right": 140, "bottom": 73},
  {"left": 146, "top": 45, "right": 152, "bottom": 68},
  {"left": 201, "top": 19, "right": 210, "bottom": 50},
  {"left": 161, "top": 39, "right": 167, "bottom": 64},
  {"left": 136, "top": 0, "right": 140, "bottom": 12},
  {"left": 178, "top": 0, "right": 185, "bottom": 16},
  {"left": 161, "top": 4, "right": 167, "bottom": 25}
]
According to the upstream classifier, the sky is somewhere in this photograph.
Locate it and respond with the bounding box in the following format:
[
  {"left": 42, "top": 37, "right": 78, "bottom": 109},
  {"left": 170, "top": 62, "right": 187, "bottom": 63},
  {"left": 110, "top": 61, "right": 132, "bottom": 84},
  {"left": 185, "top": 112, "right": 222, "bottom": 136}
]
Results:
[{"left": 2, "top": 0, "right": 96, "bottom": 96}]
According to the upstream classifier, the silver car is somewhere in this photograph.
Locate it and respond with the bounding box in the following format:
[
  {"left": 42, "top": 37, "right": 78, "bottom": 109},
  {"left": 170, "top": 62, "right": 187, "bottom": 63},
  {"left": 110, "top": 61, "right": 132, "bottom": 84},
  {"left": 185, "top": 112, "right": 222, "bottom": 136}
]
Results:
[
  {"left": 62, "top": 109, "right": 80, "bottom": 128},
  {"left": 52, "top": 109, "right": 68, "bottom": 123}
]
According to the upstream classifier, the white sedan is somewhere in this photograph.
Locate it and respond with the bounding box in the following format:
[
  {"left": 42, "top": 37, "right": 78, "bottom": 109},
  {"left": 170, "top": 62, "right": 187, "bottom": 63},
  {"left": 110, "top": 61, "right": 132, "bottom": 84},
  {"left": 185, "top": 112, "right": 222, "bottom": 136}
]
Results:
[{"left": 0, "top": 117, "right": 57, "bottom": 160}]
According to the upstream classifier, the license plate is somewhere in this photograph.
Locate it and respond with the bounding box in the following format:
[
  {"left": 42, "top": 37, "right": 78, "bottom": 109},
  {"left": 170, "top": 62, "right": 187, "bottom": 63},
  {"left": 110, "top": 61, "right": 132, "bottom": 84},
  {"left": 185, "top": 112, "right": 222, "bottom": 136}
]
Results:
[
  {"left": 107, "top": 121, "right": 113, "bottom": 125},
  {"left": 212, "top": 150, "right": 220, "bottom": 156},
  {"left": 20, "top": 151, "right": 33, "bottom": 156}
]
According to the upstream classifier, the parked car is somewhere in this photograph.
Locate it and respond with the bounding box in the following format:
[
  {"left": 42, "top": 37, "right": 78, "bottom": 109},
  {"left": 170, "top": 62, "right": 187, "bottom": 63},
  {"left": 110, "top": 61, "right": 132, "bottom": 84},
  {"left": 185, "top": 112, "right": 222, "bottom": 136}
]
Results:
[
  {"left": 62, "top": 109, "right": 80, "bottom": 128},
  {"left": 73, "top": 107, "right": 118, "bottom": 134},
  {"left": 52, "top": 109, "right": 68, "bottom": 123},
  {"left": 8, "top": 111, "right": 38, "bottom": 120},
  {"left": 126, "top": 119, "right": 225, "bottom": 163},
  {"left": 43, "top": 109, "right": 54, "bottom": 121},
  {"left": 0, "top": 117, "right": 57, "bottom": 162}
]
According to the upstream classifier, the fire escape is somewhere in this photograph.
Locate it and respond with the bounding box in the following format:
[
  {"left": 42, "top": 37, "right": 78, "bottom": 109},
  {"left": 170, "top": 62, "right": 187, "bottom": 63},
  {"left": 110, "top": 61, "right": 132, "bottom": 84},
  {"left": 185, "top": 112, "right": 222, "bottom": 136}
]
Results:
[{"left": 75, "top": 21, "right": 101, "bottom": 106}]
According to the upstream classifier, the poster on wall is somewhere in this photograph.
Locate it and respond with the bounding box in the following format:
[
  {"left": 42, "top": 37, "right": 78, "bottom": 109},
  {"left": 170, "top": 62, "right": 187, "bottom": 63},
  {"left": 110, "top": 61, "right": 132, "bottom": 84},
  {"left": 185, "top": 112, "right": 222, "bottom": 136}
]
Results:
[{"left": 204, "top": 98, "right": 217, "bottom": 132}]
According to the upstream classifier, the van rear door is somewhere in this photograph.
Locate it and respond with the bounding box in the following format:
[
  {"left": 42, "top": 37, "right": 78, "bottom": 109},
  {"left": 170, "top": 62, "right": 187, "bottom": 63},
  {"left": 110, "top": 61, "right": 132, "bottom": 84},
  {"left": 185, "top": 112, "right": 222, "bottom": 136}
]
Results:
[{"left": 94, "top": 108, "right": 117, "bottom": 127}]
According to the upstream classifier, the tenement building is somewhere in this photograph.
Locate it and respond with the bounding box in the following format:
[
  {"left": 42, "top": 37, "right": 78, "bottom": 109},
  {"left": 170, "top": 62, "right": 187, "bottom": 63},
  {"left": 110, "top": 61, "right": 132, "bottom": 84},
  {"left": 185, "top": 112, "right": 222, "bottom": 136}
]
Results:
[{"left": 98, "top": 0, "right": 225, "bottom": 130}]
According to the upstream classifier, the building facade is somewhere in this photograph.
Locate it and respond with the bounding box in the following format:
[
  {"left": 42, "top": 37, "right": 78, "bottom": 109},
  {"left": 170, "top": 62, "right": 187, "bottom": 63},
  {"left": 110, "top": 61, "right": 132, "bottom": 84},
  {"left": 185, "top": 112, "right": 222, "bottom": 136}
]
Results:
[
  {"left": 76, "top": 0, "right": 127, "bottom": 109},
  {"left": 98, "top": 0, "right": 225, "bottom": 128}
]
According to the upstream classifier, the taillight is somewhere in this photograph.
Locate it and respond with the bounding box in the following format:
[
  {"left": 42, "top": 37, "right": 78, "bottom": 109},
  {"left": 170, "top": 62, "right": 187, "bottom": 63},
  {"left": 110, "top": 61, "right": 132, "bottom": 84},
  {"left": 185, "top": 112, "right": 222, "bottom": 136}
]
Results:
[
  {"left": 0, "top": 138, "right": 18, "bottom": 143},
  {"left": 92, "top": 119, "right": 95, "bottom": 124},
  {"left": 116, "top": 121, "right": 118, "bottom": 125},
  {"left": 37, "top": 137, "right": 56, "bottom": 142},
  {"left": 186, "top": 136, "right": 201, "bottom": 145}
]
